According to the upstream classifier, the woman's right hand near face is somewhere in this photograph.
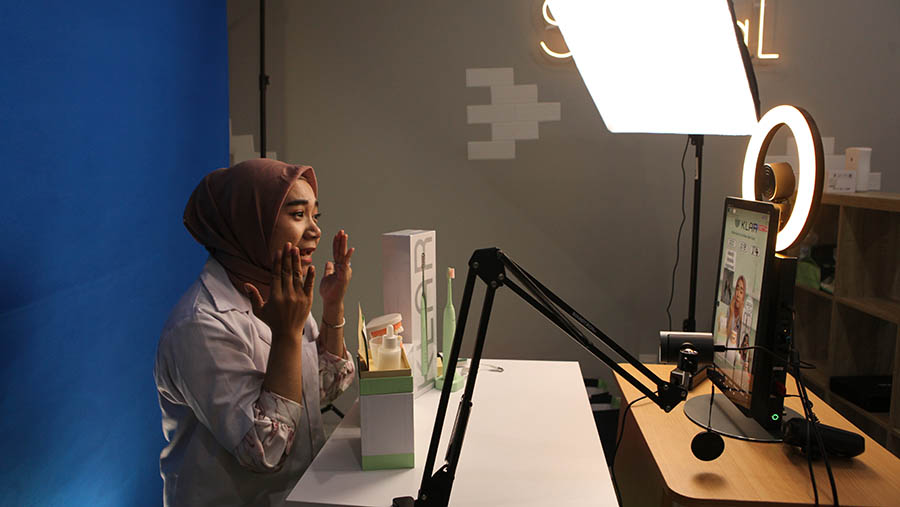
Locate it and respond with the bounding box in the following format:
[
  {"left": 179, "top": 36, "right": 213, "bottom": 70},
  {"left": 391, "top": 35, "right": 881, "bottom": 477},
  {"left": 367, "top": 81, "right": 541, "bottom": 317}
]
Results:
[{"left": 244, "top": 242, "right": 315, "bottom": 341}]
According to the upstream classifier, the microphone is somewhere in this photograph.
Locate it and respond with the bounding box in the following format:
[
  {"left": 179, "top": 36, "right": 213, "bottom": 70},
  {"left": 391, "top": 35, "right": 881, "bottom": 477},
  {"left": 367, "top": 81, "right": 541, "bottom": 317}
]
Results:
[
  {"left": 690, "top": 367, "right": 725, "bottom": 461},
  {"left": 691, "top": 431, "right": 725, "bottom": 461},
  {"left": 657, "top": 332, "right": 725, "bottom": 460}
]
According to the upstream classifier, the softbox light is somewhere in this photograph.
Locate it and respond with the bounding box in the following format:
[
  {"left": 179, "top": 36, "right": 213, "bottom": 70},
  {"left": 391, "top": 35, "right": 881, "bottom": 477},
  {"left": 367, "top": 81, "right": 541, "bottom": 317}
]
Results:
[{"left": 548, "top": 0, "right": 760, "bottom": 135}]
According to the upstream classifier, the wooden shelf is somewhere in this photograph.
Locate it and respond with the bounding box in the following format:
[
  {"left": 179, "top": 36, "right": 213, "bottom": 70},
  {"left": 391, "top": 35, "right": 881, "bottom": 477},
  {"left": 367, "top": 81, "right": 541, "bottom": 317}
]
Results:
[
  {"left": 800, "top": 360, "right": 892, "bottom": 434},
  {"left": 835, "top": 295, "right": 900, "bottom": 324},
  {"left": 795, "top": 283, "right": 834, "bottom": 301},
  {"left": 828, "top": 387, "right": 892, "bottom": 431},
  {"left": 801, "top": 359, "right": 830, "bottom": 390},
  {"left": 822, "top": 191, "right": 900, "bottom": 212},
  {"left": 792, "top": 191, "right": 900, "bottom": 458}
]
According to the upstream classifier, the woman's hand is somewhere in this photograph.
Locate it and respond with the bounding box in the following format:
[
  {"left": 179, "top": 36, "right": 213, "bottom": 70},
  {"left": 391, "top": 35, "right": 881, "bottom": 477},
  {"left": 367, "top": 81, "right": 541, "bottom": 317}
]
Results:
[
  {"left": 319, "top": 230, "right": 354, "bottom": 306},
  {"left": 244, "top": 242, "right": 315, "bottom": 340}
]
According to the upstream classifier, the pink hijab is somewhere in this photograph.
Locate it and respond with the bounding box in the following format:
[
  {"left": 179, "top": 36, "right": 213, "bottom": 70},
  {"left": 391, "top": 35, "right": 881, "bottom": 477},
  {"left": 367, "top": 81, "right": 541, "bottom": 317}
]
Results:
[{"left": 183, "top": 158, "right": 318, "bottom": 299}]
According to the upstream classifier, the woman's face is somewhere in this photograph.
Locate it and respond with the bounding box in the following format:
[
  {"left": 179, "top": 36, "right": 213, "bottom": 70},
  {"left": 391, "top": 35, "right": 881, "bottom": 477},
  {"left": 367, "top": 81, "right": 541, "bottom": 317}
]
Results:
[
  {"left": 733, "top": 278, "right": 746, "bottom": 310},
  {"left": 269, "top": 178, "right": 321, "bottom": 275}
]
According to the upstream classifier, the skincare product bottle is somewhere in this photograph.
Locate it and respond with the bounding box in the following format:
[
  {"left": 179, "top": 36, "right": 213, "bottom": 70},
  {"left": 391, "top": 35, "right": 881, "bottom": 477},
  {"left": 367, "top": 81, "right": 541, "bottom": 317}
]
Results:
[
  {"left": 365, "top": 313, "right": 404, "bottom": 370},
  {"left": 377, "top": 326, "right": 402, "bottom": 371}
]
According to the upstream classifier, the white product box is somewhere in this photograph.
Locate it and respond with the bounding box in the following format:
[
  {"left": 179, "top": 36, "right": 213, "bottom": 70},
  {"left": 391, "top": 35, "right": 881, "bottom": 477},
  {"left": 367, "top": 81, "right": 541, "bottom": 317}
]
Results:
[
  {"left": 383, "top": 230, "right": 438, "bottom": 397},
  {"left": 868, "top": 172, "right": 882, "bottom": 191},
  {"left": 826, "top": 170, "right": 856, "bottom": 193},
  {"left": 360, "top": 391, "right": 414, "bottom": 469},
  {"left": 357, "top": 306, "right": 414, "bottom": 470},
  {"left": 825, "top": 154, "right": 846, "bottom": 175},
  {"left": 358, "top": 351, "right": 414, "bottom": 470}
]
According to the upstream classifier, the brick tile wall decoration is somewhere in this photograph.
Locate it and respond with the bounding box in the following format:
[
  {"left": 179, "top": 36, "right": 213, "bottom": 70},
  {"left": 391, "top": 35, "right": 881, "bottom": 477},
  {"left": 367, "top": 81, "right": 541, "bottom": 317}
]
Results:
[{"left": 466, "top": 68, "right": 560, "bottom": 160}]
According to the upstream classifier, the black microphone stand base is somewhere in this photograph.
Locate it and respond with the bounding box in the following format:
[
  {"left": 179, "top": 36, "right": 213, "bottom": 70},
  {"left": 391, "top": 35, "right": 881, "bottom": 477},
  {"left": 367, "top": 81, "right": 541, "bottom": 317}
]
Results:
[{"left": 684, "top": 394, "right": 801, "bottom": 443}]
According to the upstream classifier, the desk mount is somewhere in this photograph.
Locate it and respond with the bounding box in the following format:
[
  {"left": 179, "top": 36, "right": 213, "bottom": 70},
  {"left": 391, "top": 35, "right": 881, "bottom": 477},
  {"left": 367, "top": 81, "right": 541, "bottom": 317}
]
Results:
[{"left": 392, "top": 248, "right": 689, "bottom": 507}]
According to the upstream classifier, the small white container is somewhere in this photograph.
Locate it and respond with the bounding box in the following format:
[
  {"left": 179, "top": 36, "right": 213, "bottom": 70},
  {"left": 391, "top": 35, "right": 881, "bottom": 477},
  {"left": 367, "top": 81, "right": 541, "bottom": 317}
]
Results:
[{"left": 366, "top": 313, "right": 404, "bottom": 341}]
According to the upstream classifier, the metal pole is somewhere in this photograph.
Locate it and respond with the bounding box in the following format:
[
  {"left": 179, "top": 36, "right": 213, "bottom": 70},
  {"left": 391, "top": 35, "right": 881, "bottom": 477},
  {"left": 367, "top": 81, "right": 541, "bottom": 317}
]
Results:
[
  {"left": 258, "top": 0, "right": 268, "bottom": 158},
  {"left": 684, "top": 134, "right": 704, "bottom": 331}
]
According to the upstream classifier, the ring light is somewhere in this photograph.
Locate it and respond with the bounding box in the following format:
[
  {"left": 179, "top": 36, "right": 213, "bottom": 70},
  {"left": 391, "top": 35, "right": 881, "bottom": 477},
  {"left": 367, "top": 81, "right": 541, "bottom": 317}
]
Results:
[{"left": 742, "top": 105, "right": 824, "bottom": 252}]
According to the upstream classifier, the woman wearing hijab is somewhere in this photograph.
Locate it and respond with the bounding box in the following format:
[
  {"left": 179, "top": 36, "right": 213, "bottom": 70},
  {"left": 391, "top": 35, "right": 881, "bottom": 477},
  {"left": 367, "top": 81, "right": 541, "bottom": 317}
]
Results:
[{"left": 154, "top": 158, "right": 356, "bottom": 506}]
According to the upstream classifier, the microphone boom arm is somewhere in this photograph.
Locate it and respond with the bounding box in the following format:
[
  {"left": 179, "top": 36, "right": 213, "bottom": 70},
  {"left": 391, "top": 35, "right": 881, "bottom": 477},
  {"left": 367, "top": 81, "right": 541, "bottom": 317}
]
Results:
[{"left": 393, "top": 248, "right": 687, "bottom": 507}]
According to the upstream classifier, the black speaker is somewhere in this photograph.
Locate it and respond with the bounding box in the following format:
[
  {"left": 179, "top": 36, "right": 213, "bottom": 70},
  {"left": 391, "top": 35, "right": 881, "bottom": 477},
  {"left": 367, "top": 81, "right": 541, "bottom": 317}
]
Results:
[{"left": 781, "top": 418, "right": 865, "bottom": 458}]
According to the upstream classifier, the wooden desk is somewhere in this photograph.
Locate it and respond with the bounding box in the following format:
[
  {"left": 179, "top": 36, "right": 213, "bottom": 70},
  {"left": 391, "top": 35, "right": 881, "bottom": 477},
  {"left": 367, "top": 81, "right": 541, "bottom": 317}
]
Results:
[
  {"left": 288, "top": 360, "right": 616, "bottom": 506},
  {"left": 614, "top": 364, "right": 900, "bottom": 506}
]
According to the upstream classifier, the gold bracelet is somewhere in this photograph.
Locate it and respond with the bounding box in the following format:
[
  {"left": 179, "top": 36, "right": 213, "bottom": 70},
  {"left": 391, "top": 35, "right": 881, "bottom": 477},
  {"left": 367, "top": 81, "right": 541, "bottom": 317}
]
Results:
[{"left": 323, "top": 316, "right": 346, "bottom": 329}]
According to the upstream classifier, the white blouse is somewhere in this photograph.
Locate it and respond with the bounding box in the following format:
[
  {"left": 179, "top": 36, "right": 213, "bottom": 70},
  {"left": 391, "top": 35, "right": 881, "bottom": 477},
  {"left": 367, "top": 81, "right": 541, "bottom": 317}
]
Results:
[{"left": 154, "top": 257, "right": 355, "bottom": 506}]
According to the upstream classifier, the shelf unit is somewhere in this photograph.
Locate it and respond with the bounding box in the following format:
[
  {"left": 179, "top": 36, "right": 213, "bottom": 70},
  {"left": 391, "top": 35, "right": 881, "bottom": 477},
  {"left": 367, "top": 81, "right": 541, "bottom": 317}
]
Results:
[{"left": 789, "top": 192, "right": 900, "bottom": 456}]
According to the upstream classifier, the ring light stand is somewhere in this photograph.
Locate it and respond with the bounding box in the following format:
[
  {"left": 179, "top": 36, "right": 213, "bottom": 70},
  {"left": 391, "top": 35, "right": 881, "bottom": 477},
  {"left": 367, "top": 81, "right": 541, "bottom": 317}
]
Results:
[{"left": 684, "top": 104, "right": 819, "bottom": 443}]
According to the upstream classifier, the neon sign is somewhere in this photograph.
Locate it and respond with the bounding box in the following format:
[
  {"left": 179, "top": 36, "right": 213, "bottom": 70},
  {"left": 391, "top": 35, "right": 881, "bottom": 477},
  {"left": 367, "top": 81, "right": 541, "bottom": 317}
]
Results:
[{"left": 540, "top": 0, "right": 781, "bottom": 62}]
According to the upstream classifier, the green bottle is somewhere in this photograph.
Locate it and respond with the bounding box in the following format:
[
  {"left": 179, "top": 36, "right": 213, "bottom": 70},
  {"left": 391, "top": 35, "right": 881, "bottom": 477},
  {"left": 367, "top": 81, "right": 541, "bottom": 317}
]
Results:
[{"left": 443, "top": 267, "right": 456, "bottom": 360}]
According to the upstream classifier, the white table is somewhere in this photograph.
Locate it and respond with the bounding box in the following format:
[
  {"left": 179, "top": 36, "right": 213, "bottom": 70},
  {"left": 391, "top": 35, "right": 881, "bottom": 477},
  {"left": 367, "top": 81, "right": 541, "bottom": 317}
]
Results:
[{"left": 286, "top": 359, "right": 616, "bottom": 506}]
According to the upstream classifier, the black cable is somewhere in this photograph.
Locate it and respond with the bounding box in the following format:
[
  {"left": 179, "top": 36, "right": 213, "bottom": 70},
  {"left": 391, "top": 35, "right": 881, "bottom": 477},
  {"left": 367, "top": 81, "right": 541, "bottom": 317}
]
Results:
[
  {"left": 665, "top": 137, "right": 690, "bottom": 331},
  {"left": 610, "top": 394, "right": 649, "bottom": 506},
  {"left": 720, "top": 342, "right": 839, "bottom": 504},
  {"left": 703, "top": 363, "right": 727, "bottom": 437},
  {"left": 795, "top": 369, "right": 839, "bottom": 505},
  {"left": 795, "top": 369, "right": 820, "bottom": 505}
]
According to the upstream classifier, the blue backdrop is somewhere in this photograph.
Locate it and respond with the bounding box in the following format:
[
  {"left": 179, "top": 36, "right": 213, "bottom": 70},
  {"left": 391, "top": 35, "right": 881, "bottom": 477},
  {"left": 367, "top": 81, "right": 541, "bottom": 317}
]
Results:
[{"left": 0, "top": 2, "right": 228, "bottom": 504}]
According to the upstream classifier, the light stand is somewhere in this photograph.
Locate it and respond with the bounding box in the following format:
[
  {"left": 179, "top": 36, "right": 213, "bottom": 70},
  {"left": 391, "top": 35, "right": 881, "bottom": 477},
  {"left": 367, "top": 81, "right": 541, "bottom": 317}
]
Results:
[
  {"left": 258, "top": 0, "right": 269, "bottom": 158},
  {"left": 392, "top": 248, "right": 692, "bottom": 507},
  {"left": 546, "top": 0, "right": 761, "bottom": 333},
  {"left": 684, "top": 134, "right": 703, "bottom": 332}
]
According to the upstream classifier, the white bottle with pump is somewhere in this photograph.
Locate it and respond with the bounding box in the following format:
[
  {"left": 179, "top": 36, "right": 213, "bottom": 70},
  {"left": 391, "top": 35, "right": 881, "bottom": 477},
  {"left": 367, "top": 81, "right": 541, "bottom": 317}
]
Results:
[{"left": 376, "top": 325, "right": 403, "bottom": 371}]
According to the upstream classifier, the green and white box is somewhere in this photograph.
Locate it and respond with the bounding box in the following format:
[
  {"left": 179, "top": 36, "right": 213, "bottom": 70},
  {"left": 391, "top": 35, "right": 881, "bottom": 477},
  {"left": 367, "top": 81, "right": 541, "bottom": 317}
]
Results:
[
  {"left": 358, "top": 346, "right": 415, "bottom": 470},
  {"left": 382, "top": 230, "right": 438, "bottom": 397}
]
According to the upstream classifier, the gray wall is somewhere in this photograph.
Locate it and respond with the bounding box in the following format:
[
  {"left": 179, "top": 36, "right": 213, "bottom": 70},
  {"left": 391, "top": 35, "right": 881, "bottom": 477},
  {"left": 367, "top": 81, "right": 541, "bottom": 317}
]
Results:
[{"left": 228, "top": 0, "right": 900, "bottom": 405}]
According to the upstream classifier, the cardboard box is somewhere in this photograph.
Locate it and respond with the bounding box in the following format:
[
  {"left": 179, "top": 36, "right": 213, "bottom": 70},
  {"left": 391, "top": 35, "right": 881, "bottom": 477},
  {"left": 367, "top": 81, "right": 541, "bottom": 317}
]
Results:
[
  {"left": 357, "top": 308, "right": 414, "bottom": 470},
  {"left": 382, "top": 230, "right": 438, "bottom": 397}
]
